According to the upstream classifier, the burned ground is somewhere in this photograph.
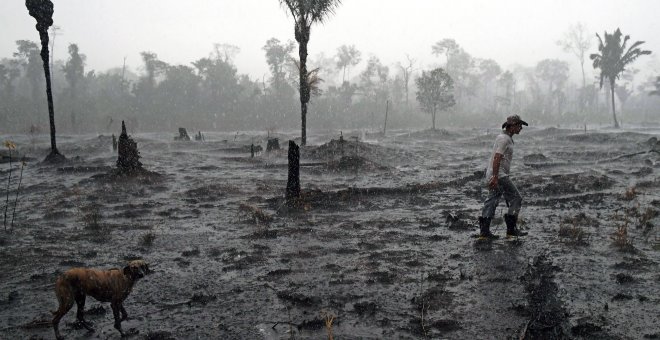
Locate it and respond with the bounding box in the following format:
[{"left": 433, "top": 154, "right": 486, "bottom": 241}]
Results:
[{"left": 0, "top": 127, "right": 659, "bottom": 339}]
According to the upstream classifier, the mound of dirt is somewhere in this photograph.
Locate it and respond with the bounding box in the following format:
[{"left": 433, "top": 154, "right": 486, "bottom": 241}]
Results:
[
  {"left": 538, "top": 172, "right": 615, "bottom": 195},
  {"left": 304, "top": 138, "right": 401, "bottom": 169},
  {"left": 404, "top": 128, "right": 457, "bottom": 139},
  {"left": 0, "top": 149, "right": 36, "bottom": 164},
  {"left": 326, "top": 155, "right": 388, "bottom": 172},
  {"left": 523, "top": 153, "right": 549, "bottom": 163},
  {"left": 527, "top": 127, "right": 576, "bottom": 136},
  {"left": 565, "top": 131, "right": 651, "bottom": 143},
  {"left": 305, "top": 138, "right": 349, "bottom": 159}
]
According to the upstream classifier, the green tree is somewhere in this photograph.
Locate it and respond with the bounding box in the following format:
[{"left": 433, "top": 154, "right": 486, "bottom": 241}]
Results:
[
  {"left": 614, "top": 83, "right": 632, "bottom": 116},
  {"left": 335, "top": 44, "right": 361, "bottom": 83},
  {"left": 415, "top": 68, "right": 455, "bottom": 130},
  {"left": 431, "top": 38, "right": 460, "bottom": 73},
  {"left": 133, "top": 51, "right": 168, "bottom": 125},
  {"left": 0, "top": 63, "right": 21, "bottom": 99},
  {"left": 278, "top": 0, "right": 342, "bottom": 146},
  {"left": 397, "top": 55, "right": 415, "bottom": 108},
  {"left": 360, "top": 56, "right": 389, "bottom": 99},
  {"left": 650, "top": 76, "right": 660, "bottom": 96},
  {"left": 478, "top": 58, "right": 502, "bottom": 107},
  {"left": 13, "top": 40, "right": 43, "bottom": 104},
  {"left": 62, "top": 43, "right": 85, "bottom": 132},
  {"left": 263, "top": 38, "right": 295, "bottom": 88},
  {"left": 535, "top": 59, "right": 569, "bottom": 116},
  {"left": 192, "top": 55, "right": 241, "bottom": 127},
  {"left": 557, "top": 23, "right": 592, "bottom": 114},
  {"left": 496, "top": 70, "right": 515, "bottom": 114},
  {"left": 0, "top": 64, "right": 21, "bottom": 129},
  {"left": 557, "top": 22, "right": 592, "bottom": 90},
  {"left": 590, "top": 28, "right": 651, "bottom": 128},
  {"left": 157, "top": 65, "right": 201, "bottom": 128}
]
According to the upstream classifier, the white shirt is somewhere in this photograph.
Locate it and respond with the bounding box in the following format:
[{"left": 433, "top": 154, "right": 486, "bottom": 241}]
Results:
[{"left": 485, "top": 133, "right": 514, "bottom": 179}]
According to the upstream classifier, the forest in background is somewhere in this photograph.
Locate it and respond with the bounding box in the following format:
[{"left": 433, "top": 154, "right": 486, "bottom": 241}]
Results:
[{"left": 1, "top": 23, "right": 660, "bottom": 135}]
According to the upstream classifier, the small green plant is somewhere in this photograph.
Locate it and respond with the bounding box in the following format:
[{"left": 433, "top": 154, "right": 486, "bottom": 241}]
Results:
[
  {"left": 418, "top": 272, "right": 429, "bottom": 339},
  {"left": 10, "top": 159, "right": 27, "bottom": 229},
  {"left": 611, "top": 220, "right": 635, "bottom": 252},
  {"left": 140, "top": 232, "right": 156, "bottom": 247},
  {"left": 622, "top": 186, "right": 637, "bottom": 201},
  {"left": 81, "top": 203, "right": 102, "bottom": 231},
  {"left": 320, "top": 310, "right": 335, "bottom": 340},
  {"left": 3, "top": 140, "right": 16, "bottom": 230},
  {"left": 558, "top": 223, "right": 588, "bottom": 245},
  {"left": 637, "top": 207, "right": 657, "bottom": 234},
  {"left": 238, "top": 203, "right": 273, "bottom": 225}
]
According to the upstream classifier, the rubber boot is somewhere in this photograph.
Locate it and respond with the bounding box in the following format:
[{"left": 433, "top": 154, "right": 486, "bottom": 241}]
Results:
[
  {"left": 478, "top": 216, "right": 499, "bottom": 239},
  {"left": 504, "top": 214, "right": 527, "bottom": 238}
]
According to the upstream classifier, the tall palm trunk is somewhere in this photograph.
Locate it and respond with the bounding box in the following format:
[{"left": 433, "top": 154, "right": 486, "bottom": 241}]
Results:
[
  {"left": 296, "top": 25, "right": 310, "bottom": 146},
  {"left": 39, "top": 30, "right": 61, "bottom": 157},
  {"left": 610, "top": 80, "right": 619, "bottom": 128}
]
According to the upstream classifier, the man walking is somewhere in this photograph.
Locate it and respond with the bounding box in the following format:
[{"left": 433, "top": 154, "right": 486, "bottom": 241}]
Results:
[{"left": 479, "top": 114, "right": 528, "bottom": 239}]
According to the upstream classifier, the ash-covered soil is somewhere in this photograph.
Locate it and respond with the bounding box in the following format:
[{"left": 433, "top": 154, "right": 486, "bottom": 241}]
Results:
[{"left": 0, "top": 126, "right": 659, "bottom": 339}]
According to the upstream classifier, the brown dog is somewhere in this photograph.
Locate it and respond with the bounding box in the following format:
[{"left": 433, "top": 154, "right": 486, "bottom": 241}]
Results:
[{"left": 51, "top": 259, "right": 150, "bottom": 339}]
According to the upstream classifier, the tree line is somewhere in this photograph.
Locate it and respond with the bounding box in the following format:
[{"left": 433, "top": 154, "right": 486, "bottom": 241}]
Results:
[{"left": 1, "top": 23, "right": 658, "bottom": 137}]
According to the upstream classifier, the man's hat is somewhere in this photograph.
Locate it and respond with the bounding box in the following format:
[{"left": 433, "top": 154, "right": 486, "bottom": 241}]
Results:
[{"left": 502, "top": 114, "right": 528, "bottom": 129}]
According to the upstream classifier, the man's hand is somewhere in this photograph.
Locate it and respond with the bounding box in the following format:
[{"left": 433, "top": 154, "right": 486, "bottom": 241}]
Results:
[
  {"left": 488, "top": 175, "right": 498, "bottom": 190},
  {"left": 489, "top": 153, "right": 503, "bottom": 190}
]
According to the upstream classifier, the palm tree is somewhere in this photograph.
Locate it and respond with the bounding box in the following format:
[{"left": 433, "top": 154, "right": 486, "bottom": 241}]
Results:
[
  {"left": 278, "top": 0, "right": 342, "bottom": 146},
  {"left": 26, "top": 0, "right": 65, "bottom": 162},
  {"left": 590, "top": 28, "right": 651, "bottom": 128},
  {"left": 294, "top": 60, "right": 324, "bottom": 97},
  {"left": 650, "top": 77, "right": 660, "bottom": 96}
]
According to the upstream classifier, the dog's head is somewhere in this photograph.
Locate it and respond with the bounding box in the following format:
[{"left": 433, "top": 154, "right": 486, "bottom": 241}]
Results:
[{"left": 123, "top": 260, "right": 150, "bottom": 280}]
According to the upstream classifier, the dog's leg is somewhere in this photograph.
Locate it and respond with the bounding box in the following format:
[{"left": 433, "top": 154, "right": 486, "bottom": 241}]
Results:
[
  {"left": 120, "top": 304, "right": 128, "bottom": 321},
  {"left": 111, "top": 301, "right": 125, "bottom": 337},
  {"left": 74, "top": 291, "right": 94, "bottom": 331},
  {"left": 52, "top": 279, "right": 75, "bottom": 340}
]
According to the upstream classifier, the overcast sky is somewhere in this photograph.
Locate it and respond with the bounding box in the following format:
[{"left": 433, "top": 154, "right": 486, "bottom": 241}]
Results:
[{"left": 2, "top": 0, "right": 660, "bottom": 84}]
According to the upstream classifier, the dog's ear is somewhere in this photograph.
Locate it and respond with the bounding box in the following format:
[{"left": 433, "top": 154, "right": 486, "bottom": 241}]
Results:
[{"left": 123, "top": 265, "right": 133, "bottom": 277}]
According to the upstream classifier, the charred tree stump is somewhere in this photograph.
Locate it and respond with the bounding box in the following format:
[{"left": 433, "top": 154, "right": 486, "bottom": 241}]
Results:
[
  {"left": 339, "top": 132, "right": 345, "bottom": 156},
  {"left": 175, "top": 128, "right": 191, "bottom": 141},
  {"left": 286, "top": 140, "right": 300, "bottom": 204},
  {"left": 112, "top": 134, "right": 117, "bottom": 151},
  {"left": 250, "top": 144, "right": 255, "bottom": 158},
  {"left": 267, "top": 138, "right": 280, "bottom": 152},
  {"left": 116, "top": 121, "right": 142, "bottom": 173},
  {"left": 195, "top": 131, "right": 204, "bottom": 141}
]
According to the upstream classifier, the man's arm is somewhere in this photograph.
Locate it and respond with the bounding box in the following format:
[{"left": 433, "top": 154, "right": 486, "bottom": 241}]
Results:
[{"left": 488, "top": 153, "right": 503, "bottom": 189}]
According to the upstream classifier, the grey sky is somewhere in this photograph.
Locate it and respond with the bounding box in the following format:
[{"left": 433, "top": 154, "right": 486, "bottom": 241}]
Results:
[{"left": 2, "top": 0, "right": 659, "bottom": 84}]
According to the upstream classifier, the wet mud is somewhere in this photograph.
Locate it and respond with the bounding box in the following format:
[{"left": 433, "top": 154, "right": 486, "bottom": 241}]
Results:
[{"left": 0, "top": 127, "right": 659, "bottom": 339}]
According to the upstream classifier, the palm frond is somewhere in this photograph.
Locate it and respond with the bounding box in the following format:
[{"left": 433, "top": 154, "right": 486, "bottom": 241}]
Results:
[
  {"left": 310, "top": 0, "right": 342, "bottom": 23},
  {"left": 621, "top": 34, "right": 631, "bottom": 51},
  {"left": 280, "top": 0, "right": 341, "bottom": 25},
  {"left": 293, "top": 60, "right": 324, "bottom": 96}
]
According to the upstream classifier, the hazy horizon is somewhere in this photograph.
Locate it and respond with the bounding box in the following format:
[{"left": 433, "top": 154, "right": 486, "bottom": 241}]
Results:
[{"left": 2, "top": 0, "right": 660, "bottom": 84}]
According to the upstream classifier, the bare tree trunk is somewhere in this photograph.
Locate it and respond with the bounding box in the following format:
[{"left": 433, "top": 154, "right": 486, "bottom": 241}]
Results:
[
  {"left": 39, "top": 30, "right": 63, "bottom": 162},
  {"left": 297, "top": 26, "right": 310, "bottom": 146},
  {"left": 610, "top": 81, "right": 619, "bottom": 128},
  {"left": 286, "top": 140, "right": 300, "bottom": 205},
  {"left": 580, "top": 61, "right": 586, "bottom": 90},
  {"left": 383, "top": 100, "right": 389, "bottom": 134},
  {"left": 432, "top": 107, "right": 436, "bottom": 130}
]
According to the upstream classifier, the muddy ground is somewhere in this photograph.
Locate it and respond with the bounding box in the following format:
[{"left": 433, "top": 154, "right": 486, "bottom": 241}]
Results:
[{"left": 0, "top": 126, "right": 659, "bottom": 339}]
